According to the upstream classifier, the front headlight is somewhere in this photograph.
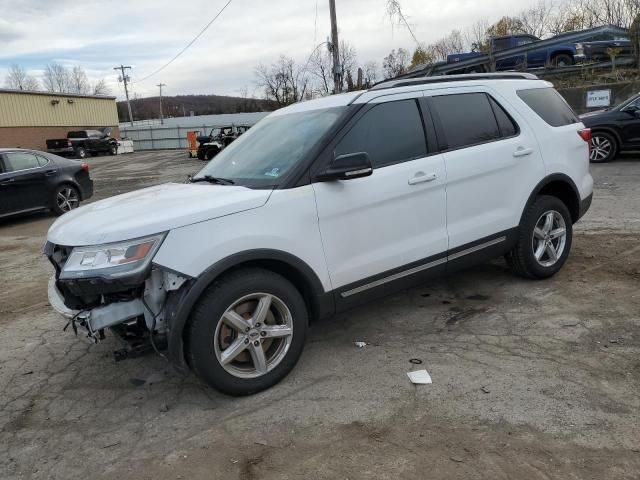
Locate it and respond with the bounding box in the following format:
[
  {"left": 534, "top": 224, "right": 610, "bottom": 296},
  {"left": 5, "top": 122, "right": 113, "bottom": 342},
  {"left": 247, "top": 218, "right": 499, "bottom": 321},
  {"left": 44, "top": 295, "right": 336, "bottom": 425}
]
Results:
[{"left": 60, "top": 233, "right": 166, "bottom": 280}]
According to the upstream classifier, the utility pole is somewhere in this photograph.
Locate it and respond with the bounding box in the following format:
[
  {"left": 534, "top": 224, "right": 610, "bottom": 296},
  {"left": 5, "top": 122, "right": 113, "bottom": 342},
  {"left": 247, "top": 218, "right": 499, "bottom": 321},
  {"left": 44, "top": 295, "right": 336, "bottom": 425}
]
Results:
[
  {"left": 157, "top": 83, "right": 166, "bottom": 124},
  {"left": 329, "top": 0, "right": 341, "bottom": 94},
  {"left": 114, "top": 65, "right": 134, "bottom": 127}
]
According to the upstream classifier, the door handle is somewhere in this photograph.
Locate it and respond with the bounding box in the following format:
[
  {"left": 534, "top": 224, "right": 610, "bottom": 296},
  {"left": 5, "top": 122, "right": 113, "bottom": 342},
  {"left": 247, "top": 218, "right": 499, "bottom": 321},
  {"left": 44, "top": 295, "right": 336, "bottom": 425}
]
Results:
[
  {"left": 45, "top": 169, "right": 57, "bottom": 176},
  {"left": 0, "top": 178, "right": 15, "bottom": 186},
  {"left": 408, "top": 172, "right": 437, "bottom": 185},
  {"left": 513, "top": 147, "right": 533, "bottom": 157}
]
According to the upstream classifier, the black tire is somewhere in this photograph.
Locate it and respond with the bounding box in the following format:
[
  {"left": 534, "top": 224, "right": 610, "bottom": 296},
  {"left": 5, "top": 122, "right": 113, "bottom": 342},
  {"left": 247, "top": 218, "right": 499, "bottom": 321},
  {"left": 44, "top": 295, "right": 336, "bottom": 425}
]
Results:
[
  {"left": 552, "top": 53, "right": 573, "bottom": 67},
  {"left": 197, "top": 149, "right": 205, "bottom": 160},
  {"left": 186, "top": 268, "right": 308, "bottom": 396},
  {"left": 109, "top": 144, "right": 117, "bottom": 155},
  {"left": 206, "top": 147, "right": 219, "bottom": 160},
  {"left": 75, "top": 147, "right": 87, "bottom": 159},
  {"left": 590, "top": 131, "right": 617, "bottom": 163},
  {"left": 506, "top": 195, "right": 573, "bottom": 279},
  {"left": 52, "top": 184, "right": 81, "bottom": 215}
]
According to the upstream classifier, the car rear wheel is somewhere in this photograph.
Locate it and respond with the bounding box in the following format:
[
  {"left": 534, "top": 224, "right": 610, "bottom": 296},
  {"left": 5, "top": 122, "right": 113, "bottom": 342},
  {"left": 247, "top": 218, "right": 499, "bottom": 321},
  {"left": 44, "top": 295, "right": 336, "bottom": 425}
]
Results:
[
  {"left": 506, "top": 195, "right": 573, "bottom": 279},
  {"left": 75, "top": 147, "right": 87, "bottom": 159},
  {"left": 552, "top": 53, "right": 573, "bottom": 67},
  {"left": 52, "top": 185, "right": 81, "bottom": 215},
  {"left": 186, "top": 268, "right": 308, "bottom": 396},
  {"left": 590, "top": 132, "right": 617, "bottom": 163},
  {"left": 109, "top": 145, "right": 117, "bottom": 155}
]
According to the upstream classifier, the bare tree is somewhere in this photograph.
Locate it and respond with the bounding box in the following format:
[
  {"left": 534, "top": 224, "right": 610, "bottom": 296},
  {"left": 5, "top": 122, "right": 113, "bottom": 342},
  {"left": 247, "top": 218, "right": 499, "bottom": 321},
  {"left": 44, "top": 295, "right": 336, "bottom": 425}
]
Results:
[
  {"left": 339, "top": 40, "right": 357, "bottom": 91},
  {"left": 385, "top": 0, "right": 420, "bottom": 46},
  {"left": 70, "top": 66, "right": 90, "bottom": 94},
  {"left": 308, "top": 47, "right": 332, "bottom": 96},
  {"left": 43, "top": 63, "right": 71, "bottom": 93},
  {"left": 382, "top": 48, "right": 410, "bottom": 79},
  {"left": 255, "top": 56, "right": 308, "bottom": 107},
  {"left": 519, "top": 0, "right": 554, "bottom": 37},
  {"left": 431, "top": 30, "right": 465, "bottom": 61},
  {"left": 4, "top": 64, "right": 39, "bottom": 91},
  {"left": 363, "top": 61, "right": 378, "bottom": 85},
  {"left": 92, "top": 79, "right": 110, "bottom": 96},
  {"left": 464, "top": 19, "right": 490, "bottom": 52}
]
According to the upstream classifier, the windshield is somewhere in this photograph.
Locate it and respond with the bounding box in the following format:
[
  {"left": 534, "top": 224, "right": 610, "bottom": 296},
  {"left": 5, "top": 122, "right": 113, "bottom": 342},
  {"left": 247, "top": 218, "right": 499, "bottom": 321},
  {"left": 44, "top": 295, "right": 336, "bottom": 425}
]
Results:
[{"left": 193, "top": 107, "right": 346, "bottom": 188}]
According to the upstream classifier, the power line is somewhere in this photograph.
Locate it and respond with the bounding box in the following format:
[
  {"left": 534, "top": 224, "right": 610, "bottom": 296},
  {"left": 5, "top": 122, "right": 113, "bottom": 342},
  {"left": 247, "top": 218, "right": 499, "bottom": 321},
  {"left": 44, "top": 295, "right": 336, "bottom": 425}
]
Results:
[{"left": 133, "top": 0, "right": 234, "bottom": 84}]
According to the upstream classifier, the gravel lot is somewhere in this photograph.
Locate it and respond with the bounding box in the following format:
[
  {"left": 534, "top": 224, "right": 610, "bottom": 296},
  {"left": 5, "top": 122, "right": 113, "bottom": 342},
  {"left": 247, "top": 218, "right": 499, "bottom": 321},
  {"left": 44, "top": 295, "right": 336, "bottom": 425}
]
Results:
[{"left": 1, "top": 150, "right": 639, "bottom": 480}]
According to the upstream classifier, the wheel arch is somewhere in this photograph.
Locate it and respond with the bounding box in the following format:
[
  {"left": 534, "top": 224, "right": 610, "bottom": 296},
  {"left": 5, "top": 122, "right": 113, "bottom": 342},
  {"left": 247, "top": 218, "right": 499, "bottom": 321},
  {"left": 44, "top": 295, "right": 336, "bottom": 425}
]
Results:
[
  {"left": 590, "top": 126, "right": 621, "bottom": 148},
  {"left": 53, "top": 179, "right": 84, "bottom": 203},
  {"left": 523, "top": 174, "right": 581, "bottom": 224},
  {"left": 166, "top": 249, "right": 334, "bottom": 372},
  {"left": 550, "top": 50, "right": 575, "bottom": 61}
]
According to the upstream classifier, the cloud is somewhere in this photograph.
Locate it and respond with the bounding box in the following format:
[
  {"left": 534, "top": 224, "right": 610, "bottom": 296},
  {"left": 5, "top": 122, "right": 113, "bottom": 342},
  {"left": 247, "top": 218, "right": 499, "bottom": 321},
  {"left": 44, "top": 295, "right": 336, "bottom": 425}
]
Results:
[{"left": 0, "top": 0, "right": 541, "bottom": 99}]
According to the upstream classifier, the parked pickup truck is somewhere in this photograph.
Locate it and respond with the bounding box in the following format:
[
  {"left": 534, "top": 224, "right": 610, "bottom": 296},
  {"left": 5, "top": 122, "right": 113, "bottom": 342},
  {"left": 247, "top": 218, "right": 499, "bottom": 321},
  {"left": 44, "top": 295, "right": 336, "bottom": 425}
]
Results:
[
  {"left": 46, "top": 128, "right": 118, "bottom": 159},
  {"left": 574, "top": 38, "right": 632, "bottom": 62},
  {"left": 447, "top": 34, "right": 577, "bottom": 71}
]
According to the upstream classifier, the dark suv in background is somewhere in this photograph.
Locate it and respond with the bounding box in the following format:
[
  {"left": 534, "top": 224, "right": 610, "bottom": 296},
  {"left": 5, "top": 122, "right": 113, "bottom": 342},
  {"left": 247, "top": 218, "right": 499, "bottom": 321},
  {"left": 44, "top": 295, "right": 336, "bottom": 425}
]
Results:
[{"left": 580, "top": 93, "right": 640, "bottom": 162}]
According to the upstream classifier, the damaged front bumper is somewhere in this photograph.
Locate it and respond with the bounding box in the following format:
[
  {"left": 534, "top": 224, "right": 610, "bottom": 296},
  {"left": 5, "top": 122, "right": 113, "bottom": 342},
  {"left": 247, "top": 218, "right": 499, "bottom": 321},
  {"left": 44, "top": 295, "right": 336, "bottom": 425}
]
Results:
[{"left": 48, "top": 275, "right": 145, "bottom": 342}]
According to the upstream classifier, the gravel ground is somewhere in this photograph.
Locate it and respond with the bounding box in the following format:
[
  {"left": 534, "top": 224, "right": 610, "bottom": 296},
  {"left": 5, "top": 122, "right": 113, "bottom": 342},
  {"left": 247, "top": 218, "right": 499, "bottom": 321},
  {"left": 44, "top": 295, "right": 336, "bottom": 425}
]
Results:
[{"left": 0, "top": 150, "right": 639, "bottom": 480}]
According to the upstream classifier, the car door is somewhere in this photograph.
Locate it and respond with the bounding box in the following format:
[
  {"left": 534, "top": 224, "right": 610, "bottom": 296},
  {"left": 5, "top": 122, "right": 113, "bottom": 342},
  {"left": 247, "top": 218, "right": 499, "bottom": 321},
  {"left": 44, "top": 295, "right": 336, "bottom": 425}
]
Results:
[
  {"left": 0, "top": 152, "right": 52, "bottom": 213},
  {"left": 426, "top": 88, "right": 545, "bottom": 251},
  {"left": 311, "top": 93, "right": 448, "bottom": 299},
  {"left": 614, "top": 100, "right": 640, "bottom": 147}
]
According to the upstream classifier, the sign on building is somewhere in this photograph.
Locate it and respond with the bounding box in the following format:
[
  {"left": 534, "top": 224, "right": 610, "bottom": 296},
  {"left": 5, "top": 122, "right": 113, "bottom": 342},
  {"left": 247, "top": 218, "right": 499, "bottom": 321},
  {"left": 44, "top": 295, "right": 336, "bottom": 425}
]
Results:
[{"left": 586, "top": 89, "right": 612, "bottom": 108}]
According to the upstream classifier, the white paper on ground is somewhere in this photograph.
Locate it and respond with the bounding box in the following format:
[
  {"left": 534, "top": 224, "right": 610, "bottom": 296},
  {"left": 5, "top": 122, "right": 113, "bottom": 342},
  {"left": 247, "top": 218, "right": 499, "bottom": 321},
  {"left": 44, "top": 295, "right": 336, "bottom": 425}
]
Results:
[
  {"left": 407, "top": 369, "right": 432, "bottom": 384},
  {"left": 354, "top": 341, "right": 367, "bottom": 348}
]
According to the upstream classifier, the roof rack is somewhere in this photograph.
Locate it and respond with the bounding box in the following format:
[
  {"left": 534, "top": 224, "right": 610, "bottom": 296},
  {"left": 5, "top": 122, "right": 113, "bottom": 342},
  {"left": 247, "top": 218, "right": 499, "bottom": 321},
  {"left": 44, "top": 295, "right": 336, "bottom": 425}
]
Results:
[{"left": 370, "top": 72, "right": 539, "bottom": 91}]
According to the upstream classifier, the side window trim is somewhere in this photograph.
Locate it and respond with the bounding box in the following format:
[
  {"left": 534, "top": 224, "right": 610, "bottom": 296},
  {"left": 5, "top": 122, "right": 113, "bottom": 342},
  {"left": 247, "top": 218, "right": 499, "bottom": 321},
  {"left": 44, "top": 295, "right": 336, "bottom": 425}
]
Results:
[{"left": 426, "top": 92, "right": 520, "bottom": 154}]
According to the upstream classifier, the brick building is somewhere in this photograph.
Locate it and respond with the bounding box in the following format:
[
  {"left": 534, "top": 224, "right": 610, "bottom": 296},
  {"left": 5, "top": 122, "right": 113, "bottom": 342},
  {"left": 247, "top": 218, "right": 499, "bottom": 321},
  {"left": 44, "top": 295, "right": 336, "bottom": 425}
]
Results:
[{"left": 0, "top": 89, "right": 119, "bottom": 150}]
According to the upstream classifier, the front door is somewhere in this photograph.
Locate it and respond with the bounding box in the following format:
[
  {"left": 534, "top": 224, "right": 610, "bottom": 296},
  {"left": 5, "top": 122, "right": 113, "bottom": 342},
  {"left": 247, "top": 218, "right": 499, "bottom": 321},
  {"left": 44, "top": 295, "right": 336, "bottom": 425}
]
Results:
[
  {"left": 0, "top": 152, "right": 50, "bottom": 213},
  {"left": 312, "top": 94, "right": 448, "bottom": 297}
]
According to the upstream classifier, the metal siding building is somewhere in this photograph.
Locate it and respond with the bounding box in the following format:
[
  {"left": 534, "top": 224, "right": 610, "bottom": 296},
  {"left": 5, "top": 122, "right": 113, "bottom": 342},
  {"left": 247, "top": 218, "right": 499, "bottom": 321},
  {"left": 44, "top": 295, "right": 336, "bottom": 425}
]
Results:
[{"left": 0, "top": 89, "right": 119, "bottom": 150}]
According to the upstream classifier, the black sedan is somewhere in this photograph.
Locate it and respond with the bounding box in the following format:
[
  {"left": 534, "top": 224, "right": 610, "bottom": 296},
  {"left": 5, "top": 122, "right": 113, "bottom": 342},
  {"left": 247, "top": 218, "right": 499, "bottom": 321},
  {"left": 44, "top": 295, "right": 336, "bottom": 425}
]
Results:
[
  {"left": 580, "top": 93, "right": 640, "bottom": 163},
  {"left": 0, "top": 149, "right": 93, "bottom": 219}
]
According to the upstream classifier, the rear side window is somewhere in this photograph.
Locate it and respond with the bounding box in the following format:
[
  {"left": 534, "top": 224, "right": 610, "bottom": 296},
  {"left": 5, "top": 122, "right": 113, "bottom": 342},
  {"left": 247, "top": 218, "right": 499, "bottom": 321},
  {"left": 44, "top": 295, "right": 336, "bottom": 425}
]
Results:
[
  {"left": 431, "top": 93, "right": 501, "bottom": 149},
  {"left": 335, "top": 99, "right": 427, "bottom": 168},
  {"left": 517, "top": 88, "right": 578, "bottom": 127},
  {"left": 489, "top": 97, "right": 518, "bottom": 137},
  {"left": 68, "top": 131, "right": 88, "bottom": 139},
  {"left": 3, "top": 152, "right": 41, "bottom": 172}
]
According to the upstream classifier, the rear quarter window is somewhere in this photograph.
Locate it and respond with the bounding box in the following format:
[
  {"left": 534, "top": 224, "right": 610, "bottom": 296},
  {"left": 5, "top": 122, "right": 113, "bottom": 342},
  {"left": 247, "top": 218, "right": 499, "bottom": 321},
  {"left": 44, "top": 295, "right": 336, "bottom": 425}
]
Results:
[{"left": 517, "top": 88, "right": 578, "bottom": 127}]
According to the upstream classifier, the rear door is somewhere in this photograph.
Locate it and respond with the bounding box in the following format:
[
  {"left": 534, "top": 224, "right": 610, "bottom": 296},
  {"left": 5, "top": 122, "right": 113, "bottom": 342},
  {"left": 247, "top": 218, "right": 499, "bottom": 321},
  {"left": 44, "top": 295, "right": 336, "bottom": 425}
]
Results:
[
  {"left": 0, "top": 152, "right": 52, "bottom": 212},
  {"left": 426, "top": 88, "right": 545, "bottom": 251},
  {"left": 312, "top": 93, "right": 448, "bottom": 298}
]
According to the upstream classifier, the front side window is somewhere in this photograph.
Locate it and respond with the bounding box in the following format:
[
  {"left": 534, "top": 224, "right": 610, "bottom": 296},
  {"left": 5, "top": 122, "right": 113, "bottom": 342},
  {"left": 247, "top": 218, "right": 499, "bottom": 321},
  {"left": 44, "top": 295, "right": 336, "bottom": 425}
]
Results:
[
  {"left": 517, "top": 88, "right": 578, "bottom": 127},
  {"left": 3, "top": 152, "right": 41, "bottom": 172},
  {"left": 194, "top": 107, "right": 346, "bottom": 188},
  {"left": 334, "top": 99, "right": 427, "bottom": 169},
  {"left": 432, "top": 93, "right": 501, "bottom": 149}
]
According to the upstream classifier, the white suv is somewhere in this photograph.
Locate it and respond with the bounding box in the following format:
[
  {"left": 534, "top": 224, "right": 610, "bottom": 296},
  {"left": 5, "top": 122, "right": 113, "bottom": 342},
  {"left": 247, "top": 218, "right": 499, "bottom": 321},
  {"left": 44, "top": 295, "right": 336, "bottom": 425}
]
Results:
[{"left": 46, "top": 73, "right": 593, "bottom": 395}]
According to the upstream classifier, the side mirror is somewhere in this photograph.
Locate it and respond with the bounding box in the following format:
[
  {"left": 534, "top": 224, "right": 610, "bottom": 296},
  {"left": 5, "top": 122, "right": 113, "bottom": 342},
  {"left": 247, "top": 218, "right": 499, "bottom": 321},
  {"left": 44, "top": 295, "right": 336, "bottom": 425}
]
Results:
[{"left": 316, "top": 152, "right": 373, "bottom": 182}]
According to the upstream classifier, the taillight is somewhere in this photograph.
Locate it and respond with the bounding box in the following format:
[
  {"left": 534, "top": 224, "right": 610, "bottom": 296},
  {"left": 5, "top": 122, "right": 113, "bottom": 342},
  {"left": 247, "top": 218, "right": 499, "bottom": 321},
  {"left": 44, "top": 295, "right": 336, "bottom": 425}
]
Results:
[
  {"left": 578, "top": 128, "right": 592, "bottom": 157},
  {"left": 80, "top": 162, "right": 89, "bottom": 172},
  {"left": 67, "top": 139, "right": 72, "bottom": 147}
]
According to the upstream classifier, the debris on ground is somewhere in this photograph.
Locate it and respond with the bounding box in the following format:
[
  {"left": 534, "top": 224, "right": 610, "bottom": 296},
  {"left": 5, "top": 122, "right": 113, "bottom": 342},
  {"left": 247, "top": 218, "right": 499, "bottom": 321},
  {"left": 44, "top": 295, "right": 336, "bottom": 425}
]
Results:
[
  {"left": 409, "top": 358, "right": 423, "bottom": 365},
  {"left": 407, "top": 369, "right": 432, "bottom": 384},
  {"left": 354, "top": 341, "right": 368, "bottom": 348},
  {"left": 481, "top": 386, "right": 490, "bottom": 394},
  {"left": 159, "top": 403, "right": 170, "bottom": 413}
]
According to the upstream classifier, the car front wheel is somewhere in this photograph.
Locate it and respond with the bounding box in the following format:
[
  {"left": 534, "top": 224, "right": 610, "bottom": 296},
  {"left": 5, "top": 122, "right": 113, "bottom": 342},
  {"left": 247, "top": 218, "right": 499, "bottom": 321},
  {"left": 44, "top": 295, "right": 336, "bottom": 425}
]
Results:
[
  {"left": 506, "top": 195, "right": 573, "bottom": 279},
  {"left": 186, "top": 268, "right": 308, "bottom": 396},
  {"left": 590, "top": 132, "right": 617, "bottom": 163},
  {"left": 75, "top": 147, "right": 87, "bottom": 159}
]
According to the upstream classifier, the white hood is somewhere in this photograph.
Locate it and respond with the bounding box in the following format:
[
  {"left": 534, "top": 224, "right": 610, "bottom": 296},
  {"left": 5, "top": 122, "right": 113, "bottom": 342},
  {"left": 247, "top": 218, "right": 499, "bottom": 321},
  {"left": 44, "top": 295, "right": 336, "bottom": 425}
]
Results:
[{"left": 47, "top": 183, "right": 272, "bottom": 246}]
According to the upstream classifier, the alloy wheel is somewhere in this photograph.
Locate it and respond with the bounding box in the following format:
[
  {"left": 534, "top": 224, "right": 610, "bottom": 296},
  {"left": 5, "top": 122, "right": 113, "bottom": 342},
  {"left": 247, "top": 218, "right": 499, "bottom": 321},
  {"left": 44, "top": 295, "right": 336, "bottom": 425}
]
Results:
[
  {"left": 531, "top": 210, "right": 567, "bottom": 267},
  {"left": 56, "top": 187, "right": 79, "bottom": 212},
  {"left": 213, "top": 293, "right": 294, "bottom": 379},
  {"left": 590, "top": 135, "right": 612, "bottom": 161}
]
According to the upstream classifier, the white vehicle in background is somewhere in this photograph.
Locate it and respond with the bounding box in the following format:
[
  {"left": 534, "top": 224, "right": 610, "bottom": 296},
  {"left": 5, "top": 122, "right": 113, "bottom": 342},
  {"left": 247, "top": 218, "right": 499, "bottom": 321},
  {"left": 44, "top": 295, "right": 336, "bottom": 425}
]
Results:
[{"left": 46, "top": 73, "right": 593, "bottom": 396}]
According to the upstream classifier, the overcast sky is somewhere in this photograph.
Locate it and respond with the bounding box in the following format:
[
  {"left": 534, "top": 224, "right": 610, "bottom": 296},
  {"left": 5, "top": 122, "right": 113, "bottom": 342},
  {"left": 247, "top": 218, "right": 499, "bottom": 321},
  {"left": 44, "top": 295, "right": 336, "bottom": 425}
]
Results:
[{"left": 0, "top": 0, "right": 539, "bottom": 100}]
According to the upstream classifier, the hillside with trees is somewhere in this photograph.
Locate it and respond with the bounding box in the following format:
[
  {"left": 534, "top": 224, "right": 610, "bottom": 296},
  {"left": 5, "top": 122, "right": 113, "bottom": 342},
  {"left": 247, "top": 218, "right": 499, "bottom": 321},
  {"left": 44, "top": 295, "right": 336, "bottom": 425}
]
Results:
[{"left": 117, "top": 94, "right": 274, "bottom": 122}]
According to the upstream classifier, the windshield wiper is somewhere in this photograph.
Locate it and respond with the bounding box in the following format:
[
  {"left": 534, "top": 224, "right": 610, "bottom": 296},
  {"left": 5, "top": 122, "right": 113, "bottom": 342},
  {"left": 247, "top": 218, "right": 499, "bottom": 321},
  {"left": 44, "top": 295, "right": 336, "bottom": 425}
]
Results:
[{"left": 190, "top": 175, "right": 235, "bottom": 185}]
